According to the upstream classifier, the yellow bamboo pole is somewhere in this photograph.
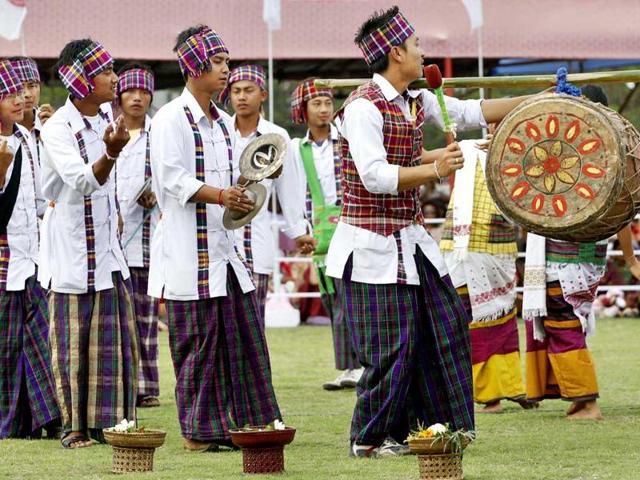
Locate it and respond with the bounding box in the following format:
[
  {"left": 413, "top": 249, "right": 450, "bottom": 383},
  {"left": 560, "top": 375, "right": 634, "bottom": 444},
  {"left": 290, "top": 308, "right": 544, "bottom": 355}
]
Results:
[{"left": 315, "top": 69, "right": 640, "bottom": 90}]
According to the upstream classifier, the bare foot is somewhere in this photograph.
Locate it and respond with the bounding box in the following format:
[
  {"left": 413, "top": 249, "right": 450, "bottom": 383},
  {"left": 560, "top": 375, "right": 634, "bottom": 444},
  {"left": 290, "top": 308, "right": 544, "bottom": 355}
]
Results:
[
  {"left": 566, "top": 401, "right": 586, "bottom": 416},
  {"left": 567, "top": 401, "right": 603, "bottom": 421},
  {"left": 478, "top": 401, "right": 503, "bottom": 414},
  {"left": 183, "top": 437, "right": 219, "bottom": 452}
]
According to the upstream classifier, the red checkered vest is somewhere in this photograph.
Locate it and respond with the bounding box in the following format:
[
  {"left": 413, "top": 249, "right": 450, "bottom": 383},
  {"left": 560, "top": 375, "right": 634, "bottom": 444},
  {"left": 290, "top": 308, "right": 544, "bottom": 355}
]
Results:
[{"left": 337, "top": 81, "right": 425, "bottom": 237}]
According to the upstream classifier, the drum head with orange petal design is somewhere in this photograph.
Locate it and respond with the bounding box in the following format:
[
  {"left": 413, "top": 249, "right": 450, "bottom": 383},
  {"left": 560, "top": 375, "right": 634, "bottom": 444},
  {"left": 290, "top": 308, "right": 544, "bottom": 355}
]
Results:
[{"left": 486, "top": 93, "right": 636, "bottom": 242}]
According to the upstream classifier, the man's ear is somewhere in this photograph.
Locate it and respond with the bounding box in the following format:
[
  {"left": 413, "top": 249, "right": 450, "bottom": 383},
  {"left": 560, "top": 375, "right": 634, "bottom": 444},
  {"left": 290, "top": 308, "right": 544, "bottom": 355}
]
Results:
[
  {"left": 261, "top": 89, "right": 268, "bottom": 103},
  {"left": 388, "top": 45, "right": 405, "bottom": 65}
]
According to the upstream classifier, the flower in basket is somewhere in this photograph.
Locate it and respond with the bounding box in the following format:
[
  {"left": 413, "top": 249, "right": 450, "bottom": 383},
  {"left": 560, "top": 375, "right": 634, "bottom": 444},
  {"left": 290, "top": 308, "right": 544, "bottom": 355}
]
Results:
[
  {"left": 102, "top": 420, "right": 166, "bottom": 474},
  {"left": 106, "top": 418, "right": 144, "bottom": 434},
  {"left": 406, "top": 422, "right": 475, "bottom": 455}
]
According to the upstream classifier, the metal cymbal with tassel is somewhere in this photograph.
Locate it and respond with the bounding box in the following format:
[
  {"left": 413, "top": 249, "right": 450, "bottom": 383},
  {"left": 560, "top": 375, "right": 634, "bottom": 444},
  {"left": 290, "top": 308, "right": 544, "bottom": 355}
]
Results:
[{"left": 222, "top": 133, "right": 288, "bottom": 230}]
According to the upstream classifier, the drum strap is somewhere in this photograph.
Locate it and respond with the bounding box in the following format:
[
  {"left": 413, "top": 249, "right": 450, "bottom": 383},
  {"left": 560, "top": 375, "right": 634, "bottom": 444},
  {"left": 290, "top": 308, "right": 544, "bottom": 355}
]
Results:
[{"left": 299, "top": 142, "right": 341, "bottom": 295}]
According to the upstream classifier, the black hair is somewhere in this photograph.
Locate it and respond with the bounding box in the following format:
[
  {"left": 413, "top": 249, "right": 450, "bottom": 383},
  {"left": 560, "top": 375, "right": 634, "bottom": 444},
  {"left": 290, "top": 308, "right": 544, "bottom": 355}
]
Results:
[
  {"left": 354, "top": 6, "right": 402, "bottom": 74},
  {"left": 54, "top": 39, "right": 94, "bottom": 78},
  {"left": 173, "top": 25, "right": 208, "bottom": 52},
  {"left": 422, "top": 197, "right": 447, "bottom": 218},
  {"left": 582, "top": 84, "right": 609, "bottom": 107}
]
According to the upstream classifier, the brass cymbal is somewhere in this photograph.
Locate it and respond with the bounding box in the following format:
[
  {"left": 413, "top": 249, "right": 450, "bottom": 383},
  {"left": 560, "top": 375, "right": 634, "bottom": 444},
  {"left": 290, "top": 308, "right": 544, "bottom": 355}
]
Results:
[{"left": 239, "top": 133, "right": 288, "bottom": 181}]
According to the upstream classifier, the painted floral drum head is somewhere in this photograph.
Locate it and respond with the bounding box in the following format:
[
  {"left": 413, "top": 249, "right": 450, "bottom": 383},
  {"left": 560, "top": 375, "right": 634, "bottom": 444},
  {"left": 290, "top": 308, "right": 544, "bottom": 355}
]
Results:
[{"left": 486, "top": 94, "right": 640, "bottom": 242}]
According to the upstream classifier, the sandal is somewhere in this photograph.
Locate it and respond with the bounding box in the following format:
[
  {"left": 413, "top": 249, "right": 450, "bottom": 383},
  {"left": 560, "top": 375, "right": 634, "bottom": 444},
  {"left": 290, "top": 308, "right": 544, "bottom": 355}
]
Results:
[
  {"left": 61, "top": 432, "right": 92, "bottom": 449},
  {"left": 138, "top": 396, "right": 161, "bottom": 408}
]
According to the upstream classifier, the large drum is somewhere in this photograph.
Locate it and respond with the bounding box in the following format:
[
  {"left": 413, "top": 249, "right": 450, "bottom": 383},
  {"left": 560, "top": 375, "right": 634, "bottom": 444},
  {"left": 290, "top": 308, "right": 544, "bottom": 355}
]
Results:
[{"left": 486, "top": 94, "right": 640, "bottom": 242}]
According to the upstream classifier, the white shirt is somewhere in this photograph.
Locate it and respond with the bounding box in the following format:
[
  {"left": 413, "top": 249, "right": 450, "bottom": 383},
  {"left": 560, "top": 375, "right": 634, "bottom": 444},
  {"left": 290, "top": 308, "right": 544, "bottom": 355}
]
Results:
[
  {"left": 0, "top": 126, "right": 44, "bottom": 291},
  {"left": 148, "top": 88, "right": 254, "bottom": 300},
  {"left": 232, "top": 115, "right": 307, "bottom": 275},
  {"left": 289, "top": 125, "right": 342, "bottom": 213},
  {"left": 39, "top": 98, "right": 129, "bottom": 293},
  {"left": 325, "top": 73, "right": 487, "bottom": 285},
  {"left": 285, "top": 125, "right": 344, "bottom": 251},
  {"left": 115, "top": 116, "right": 159, "bottom": 268}
]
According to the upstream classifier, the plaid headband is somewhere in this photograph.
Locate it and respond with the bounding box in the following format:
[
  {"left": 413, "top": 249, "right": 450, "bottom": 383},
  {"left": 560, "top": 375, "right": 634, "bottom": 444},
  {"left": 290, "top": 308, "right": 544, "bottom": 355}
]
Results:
[
  {"left": 218, "top": 64, "right": 266, "bottom": 107},
  {"left": 177, "top": 26, "right": 229, "bottom": 78},
  {"left": 10, "top": 57, "right": 40, "bottom": 84},
  {"left": 357, "top": 11, "right": 415, "bottom": 66},
  {"left": 117, "top": 68, "right": 155, "bottom": 97},
  {"left": 290, "top": 79, "right": 333, "bottom": 125},
  {"left": 58, "top": 42, "right": 114, "bottom": 99},
  {"left": 0, "top": 60, "right": 23, "bottom": 100}
]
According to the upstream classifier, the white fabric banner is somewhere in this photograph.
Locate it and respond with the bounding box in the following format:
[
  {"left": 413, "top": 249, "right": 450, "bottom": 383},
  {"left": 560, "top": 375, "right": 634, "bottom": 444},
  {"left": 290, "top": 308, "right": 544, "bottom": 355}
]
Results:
[
  {"left": 461, "top": 0, "right": 483, "bottom": 30},
  {"left": 263, "top": 0, "right": 281, "bottom": 31},
  {"left": 0, "top": 0, "right": 27, "bottom": 41}
]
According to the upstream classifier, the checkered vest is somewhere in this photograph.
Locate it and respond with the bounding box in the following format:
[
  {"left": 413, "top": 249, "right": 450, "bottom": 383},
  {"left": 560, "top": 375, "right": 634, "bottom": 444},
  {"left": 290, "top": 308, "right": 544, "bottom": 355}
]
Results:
[{"left": 338, "top": 81, "right": 424, "bottom": 237}]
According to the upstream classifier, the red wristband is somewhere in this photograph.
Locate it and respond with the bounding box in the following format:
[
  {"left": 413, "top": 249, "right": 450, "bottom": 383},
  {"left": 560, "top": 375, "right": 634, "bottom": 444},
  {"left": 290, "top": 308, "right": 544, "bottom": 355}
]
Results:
[{"left": 218, "top": 188, "right": 225, "bottom": 205}]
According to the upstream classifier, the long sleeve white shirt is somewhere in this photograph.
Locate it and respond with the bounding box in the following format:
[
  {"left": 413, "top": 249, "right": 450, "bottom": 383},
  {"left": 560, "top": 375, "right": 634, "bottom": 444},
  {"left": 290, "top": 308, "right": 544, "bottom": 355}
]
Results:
[
  {"left": 38, "top": 98, "right": 129, "bottom": 293},
  {"left": 148, "top": 88, "right": 254, "bottom": 300},
  {"left": 325, "top": 73, "right": 487, "bottom": 285},
  {"left": 288, "top": 124, "right": 342, "bottom": 219},
  {"left": 232, "top": 115, "right": 307, "bottom": 275},
  {"left": 115, "top": 115, "right": 159, "bottom": 268},
  {"left": 0, "top": 126, "right": 44, "bottom": 291}
]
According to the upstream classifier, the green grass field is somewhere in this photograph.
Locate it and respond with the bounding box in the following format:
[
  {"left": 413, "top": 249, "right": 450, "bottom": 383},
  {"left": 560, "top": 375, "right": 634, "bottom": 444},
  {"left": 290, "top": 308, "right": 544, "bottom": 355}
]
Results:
[{"left": 1, "top": 318, "right": 639, "bottom": 480}]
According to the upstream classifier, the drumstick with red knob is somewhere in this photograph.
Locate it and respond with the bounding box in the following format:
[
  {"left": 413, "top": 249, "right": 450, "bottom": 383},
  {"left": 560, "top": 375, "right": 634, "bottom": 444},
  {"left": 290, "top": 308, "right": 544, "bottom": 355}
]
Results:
[{"left": 424, "top": 64, "right": 456, "bottom": 144}]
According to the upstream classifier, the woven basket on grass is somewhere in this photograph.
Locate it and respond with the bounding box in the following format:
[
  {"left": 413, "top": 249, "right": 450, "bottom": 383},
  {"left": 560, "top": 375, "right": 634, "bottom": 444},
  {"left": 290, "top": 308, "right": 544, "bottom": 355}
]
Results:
[
  {"left": 417, "top": 453, "right": 463, "bottom": 480},
  {"left": 103, "top": 429, "right": 166, "bottom": 474},
  {"left": 229, "top": 427, "right": 296, "bottom": 474}
]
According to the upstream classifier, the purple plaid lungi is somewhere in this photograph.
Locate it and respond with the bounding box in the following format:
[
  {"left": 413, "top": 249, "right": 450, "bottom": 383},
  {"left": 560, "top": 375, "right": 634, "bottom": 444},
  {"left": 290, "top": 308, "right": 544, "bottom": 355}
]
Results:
[
  {"left": 320, "top": 280, "right": 360, "bottom": 371},
  {"left": 129, "top": 267, "right": 160, "bottom": 399},
  {"left": 0, "top": 276, "right": 61, "bottom": 438},
  {"left": 49, "top": 272, "right": 138, "bottom": 434},
  {"left": 342, "top": 250, "right": 474, "bottom": 445},
  {"left": 165, "top": 266, "right": 281, "bottom": 442}
]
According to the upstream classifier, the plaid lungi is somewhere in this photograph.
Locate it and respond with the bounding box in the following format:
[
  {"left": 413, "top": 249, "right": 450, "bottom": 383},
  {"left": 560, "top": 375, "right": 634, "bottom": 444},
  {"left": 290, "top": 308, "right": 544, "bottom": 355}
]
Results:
[
  {"left": 0, "top": 276, "right": 60, "bottom": 438},
  {"left": 525, "top": 281, "right": 599, "bottom": 402},
  {"left": 319, "top": 279, "right": 360, "bottom": 371},
  {"left": 129, "top": 267, "right": 160, "bottom": 399},
  {"left": 49, "top": 273, "right": 138, "bottom": 434},
  {"left": 165, "top": 266, "right": 281, "bottom": 442},
  {"left": 342, "top": 250, "right": 473, "bottom": 445},
  {"left": 253, "top": 273, "right": 269, "bottom": 325}
]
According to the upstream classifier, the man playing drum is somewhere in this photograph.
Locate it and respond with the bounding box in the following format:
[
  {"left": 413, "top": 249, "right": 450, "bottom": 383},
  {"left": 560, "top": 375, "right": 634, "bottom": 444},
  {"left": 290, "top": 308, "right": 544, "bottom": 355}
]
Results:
[{"left": 325, "top": 6, "right": 531, "bottom": 457}]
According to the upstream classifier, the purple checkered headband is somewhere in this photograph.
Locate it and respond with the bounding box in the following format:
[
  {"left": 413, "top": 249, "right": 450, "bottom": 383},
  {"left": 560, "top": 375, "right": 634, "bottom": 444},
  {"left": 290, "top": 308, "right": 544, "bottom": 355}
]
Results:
[
  {"left": 57, "top": 42, "right": 114, "bottom": 100},
  {"left": 357, "top": 11, "right": 415, "bottom": 66},
  {"left": 10, "top": 57, "right": 40, "bottom": 84},
  {"left": 117, "top": 68, "right": 155, "bottom": 98},
  {"left": 177, "top": 26, "right": 229, "bottom": 78},
  {"left": 218, "top": 65, "right": 266, "bottom": 107},
  {"left": 290, "top": 79, "right": 333, "bottom": 125},
  {"left": 0, "top": 60, "right": 23, "bottom": 100}
]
